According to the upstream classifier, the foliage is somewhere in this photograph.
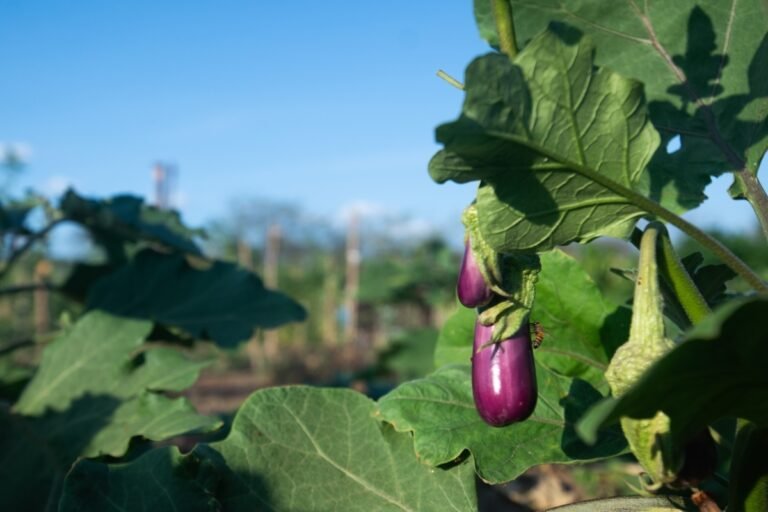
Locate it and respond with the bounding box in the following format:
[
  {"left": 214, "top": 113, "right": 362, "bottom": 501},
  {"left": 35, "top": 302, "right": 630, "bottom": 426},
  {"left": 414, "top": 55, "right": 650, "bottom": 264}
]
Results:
[
  {"left": 0, "top": 188, "right": 308, "bottom": 510},
  {"left": 379, "top": 250, "right": 628, "bottom": 484},
  {"left": 60, "top": 387, "right": 478, "bottom": 512},
  {"left": 1, "top": 1, "right": 767, "bottom": 510}
]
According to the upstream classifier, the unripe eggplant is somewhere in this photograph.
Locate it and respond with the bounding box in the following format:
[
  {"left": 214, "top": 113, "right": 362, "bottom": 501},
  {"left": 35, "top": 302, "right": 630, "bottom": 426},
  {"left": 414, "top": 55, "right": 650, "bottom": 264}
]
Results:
[
  {"left": 457, "top": 240, "right": 493, "bottom": 308},
  {"left": 472, "top": 319, "right": 537, "bottom": 427}
]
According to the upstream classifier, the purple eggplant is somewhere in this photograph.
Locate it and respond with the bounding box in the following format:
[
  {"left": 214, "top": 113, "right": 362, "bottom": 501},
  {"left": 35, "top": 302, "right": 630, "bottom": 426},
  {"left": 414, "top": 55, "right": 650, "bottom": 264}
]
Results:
[
  {"left": 472, "top": 320, "right": 537, "bottom": 427},
  {"left": 457, "top": 240, "right": 493, "bottom": 308}
]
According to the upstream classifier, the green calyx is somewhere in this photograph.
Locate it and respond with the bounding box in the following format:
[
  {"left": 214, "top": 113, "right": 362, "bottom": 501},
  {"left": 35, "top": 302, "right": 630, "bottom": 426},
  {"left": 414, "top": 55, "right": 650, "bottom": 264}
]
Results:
[
  {"left": 462, "top": 204, "right": 540, "bottom": 342},
  {"left": 605, "top": 222, "right": 681, "bottom": 488}
]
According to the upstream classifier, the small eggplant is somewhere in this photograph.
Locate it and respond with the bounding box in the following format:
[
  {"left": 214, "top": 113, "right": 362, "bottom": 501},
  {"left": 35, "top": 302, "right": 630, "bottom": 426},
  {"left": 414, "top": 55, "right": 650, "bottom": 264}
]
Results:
[
  {"left": 472, "top": 319, "right": 537, "bottom": 427},
  {"left": 457, "top": 240, "right": 493, "bottom": 308}
]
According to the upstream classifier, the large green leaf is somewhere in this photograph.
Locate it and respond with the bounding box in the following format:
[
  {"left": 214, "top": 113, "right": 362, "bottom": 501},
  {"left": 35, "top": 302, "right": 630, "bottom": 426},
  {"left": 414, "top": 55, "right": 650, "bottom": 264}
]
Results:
[
  {"left": 86, "top": 248, "right": 307, "bottom": 347},
  {"left": 61, "top": 387, "right": 478, "bottom": 512},
  {"left": 434, "top": 304, "right": 476, "bottom": 368},
  {"left": 378, "top": 365, "right": 625, "bottom": 483},
  {"left": 578, "top": 297, "right": 768, "bottom": 447},
  {"left": 430, "top": 27, "right": 663, "bottom": 251},
  {"left": 475, "top": 1, "right": 768, "bottom": 195},
  {"left": 531, "top": 250, "right": 630, "bottom": 387},
  {"left": 729, "top": 422, "right": 768, "bottom": 512},
  {"left": 60, "top": 188, "right": 204, "bottom": 256},
  {"left": 547, "top": 495, "right": 694, "bottom": 511},
  {"left": 1, "top": 311, "right": 218, "bottom": 511},
  {"left": 15, "top": 312, "right": 209, "bottom": 416}
]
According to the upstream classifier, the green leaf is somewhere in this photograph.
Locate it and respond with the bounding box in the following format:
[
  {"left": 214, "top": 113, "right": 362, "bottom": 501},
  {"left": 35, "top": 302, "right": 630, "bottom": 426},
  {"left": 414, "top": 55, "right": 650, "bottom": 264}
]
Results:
[
  {"left": 531, "top": 250, "right": 630, "bottom": 387},
  {"left": 378, "top": 365, "right": 625, "bottom": 483},
  {"left": 547, "top": 495, "right": 695, "bottom": 511},
  {"left": 430, "top": 27, "right": 662, "bottom": 251},
  {"left": 86, "top": 249, "right": 307, "bottom": 347},
  {"left": 0, "top": 355, "right": 33, "bottom": 402},
  {"left": 434, "top": 304, "right": 476, "bottom": 368},
  {"left": 578, "top": 297, "right": 768, "bottom": 446},
  {"left": 497, "top": 2, "right": 768, "bottom": 193},
  {"left": 60, "top": 188, "right": 204, "bottom": 256},
  {"left": 59, "top": 447, "right": 220, "bottom": 512},
  {"left": 61, "top": 387, "right": 478, "bottom": 512},
  {"left": 683, "top": 254, "right": 736, "bottom": 307},
  {"left": 0, "top": 197, "right": 39, "bottom": 235},
  {"left": 376, "top": 327, "right": 437, "bottom": 380},
  {"left": 729, "top": 422, "right": 768, "bottom": 512},
  {"left": 15, "top": 312, "right": 208, "bottom": 415},
  {"left": 0, "top": 311, "right": 219, "bottom": 511},
  {"left": 473, "top": 0, "right": 500, "bottom": 49}
]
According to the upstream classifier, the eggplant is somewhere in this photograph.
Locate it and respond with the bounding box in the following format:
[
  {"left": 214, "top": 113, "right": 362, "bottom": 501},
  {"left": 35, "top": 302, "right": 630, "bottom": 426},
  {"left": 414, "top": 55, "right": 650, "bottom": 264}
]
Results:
[
  {"left": 457, "top": 240, "right": 493, "bottom": 308},
  {"left": 472, "top": 319, "right": 537, "bottom": 427}
]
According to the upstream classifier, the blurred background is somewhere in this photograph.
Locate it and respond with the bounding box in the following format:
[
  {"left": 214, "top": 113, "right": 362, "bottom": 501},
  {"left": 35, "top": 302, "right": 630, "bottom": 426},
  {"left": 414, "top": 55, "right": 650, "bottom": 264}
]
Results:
[{"left": 2, "top": 1, "right": 766, "bottom": 509}]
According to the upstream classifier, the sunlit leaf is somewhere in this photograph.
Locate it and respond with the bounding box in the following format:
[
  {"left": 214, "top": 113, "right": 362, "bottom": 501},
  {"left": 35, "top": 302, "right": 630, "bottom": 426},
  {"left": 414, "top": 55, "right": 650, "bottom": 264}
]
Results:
[
  {"left": 431, "top": 27, "right": 662, "bottom": 251},
  {"left": 61, "top": 387, "right": 478, "bottom": 512},
  {"left": 1, "top": 312, "right": 218, "bottom": 511},
  {"left": 475, "top": 1, "right": 768, "bottom": 198}
]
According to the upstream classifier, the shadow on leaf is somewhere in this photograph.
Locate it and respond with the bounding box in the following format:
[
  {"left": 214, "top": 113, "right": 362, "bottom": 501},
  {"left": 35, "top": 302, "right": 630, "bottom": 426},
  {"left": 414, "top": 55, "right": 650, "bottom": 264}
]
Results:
[
  {"left": 560, "top": 379, "right": 626, "bottom": 460},
  {"left": 0, "top": 394, "right": 121, "bottom": 511}
]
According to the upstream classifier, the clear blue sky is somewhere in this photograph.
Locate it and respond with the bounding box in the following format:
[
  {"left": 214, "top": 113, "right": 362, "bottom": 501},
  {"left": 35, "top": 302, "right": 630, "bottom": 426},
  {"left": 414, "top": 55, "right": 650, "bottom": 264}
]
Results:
[{"left": 0, "top": 0, "right": 762, "bottom": 245}]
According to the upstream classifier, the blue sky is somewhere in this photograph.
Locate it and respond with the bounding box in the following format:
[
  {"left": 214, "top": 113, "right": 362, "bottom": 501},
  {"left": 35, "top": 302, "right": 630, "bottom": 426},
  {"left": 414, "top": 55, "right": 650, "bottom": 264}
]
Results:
[{"left": 0, "top": 0, "right": 762, "bottom": 246}]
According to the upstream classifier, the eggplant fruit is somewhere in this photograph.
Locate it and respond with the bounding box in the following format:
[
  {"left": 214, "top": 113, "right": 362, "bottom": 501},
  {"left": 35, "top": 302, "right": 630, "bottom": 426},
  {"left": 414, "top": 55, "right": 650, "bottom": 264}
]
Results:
[
  {"left": 472, "top": 320, "right": 537, "bottom": 427},
  {"left": 457, "top": 240, "right": 493, "bottom": 308}
]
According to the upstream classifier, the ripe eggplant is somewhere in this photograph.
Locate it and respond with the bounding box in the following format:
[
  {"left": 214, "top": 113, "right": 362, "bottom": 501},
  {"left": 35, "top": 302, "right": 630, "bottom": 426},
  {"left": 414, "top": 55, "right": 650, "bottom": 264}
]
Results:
[
  {"left": 472, "top": 319, "right": 537, "bottom": 427},
  {"left": 457, "top": 240, "right": 493, "bottom": 308}
]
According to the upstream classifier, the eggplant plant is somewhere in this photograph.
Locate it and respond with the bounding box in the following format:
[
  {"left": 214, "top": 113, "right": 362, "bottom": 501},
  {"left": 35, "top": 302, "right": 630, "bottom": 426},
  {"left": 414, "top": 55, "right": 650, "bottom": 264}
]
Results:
[{"left": 2, "top": 1, "right": 768, "bottom": 511}]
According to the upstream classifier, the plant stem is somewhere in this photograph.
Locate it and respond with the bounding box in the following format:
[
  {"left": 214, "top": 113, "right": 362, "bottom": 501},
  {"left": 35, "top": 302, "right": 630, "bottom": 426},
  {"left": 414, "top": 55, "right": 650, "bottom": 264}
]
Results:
[
  {"left": 0, "top": 219, "right": 63, "bottom": 282},
  {"left": 572, "top": 165, "right": 768, "bottom": 293},
  {"left": 733, "top": 171, "right": 768, "bottom": 242},
  {"left": 436, "top": 69, "right": 464, "bottom": 90},
  {"left": 654, "top": 224, "right": 711, "bottom": 325},
  {"left": 0, "top": 338, "right": 35, "bottom": 356},
  {"left": 0, "top": 282, "right": 54, "bottom": 295},
  {"left": 492, "top": 0, "right": 518, "bottom": 57}
]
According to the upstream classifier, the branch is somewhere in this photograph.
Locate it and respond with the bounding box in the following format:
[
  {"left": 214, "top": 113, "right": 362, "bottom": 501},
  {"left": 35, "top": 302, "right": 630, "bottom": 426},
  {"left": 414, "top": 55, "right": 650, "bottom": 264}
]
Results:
[
  {"left": 492, "top": 0, "right": 519, "bottom": 57},
  {"left": 0, "top": 339, "right": 35, "bottom": 356},
  {"left": 0, "top": 282, "right": 55, "bottom": 295},
  {"left": 0, "top": 219, "right": 63, "bottom": 282},
  {"left": 570, "top": 164, "right": 768, "bottom": 293}
]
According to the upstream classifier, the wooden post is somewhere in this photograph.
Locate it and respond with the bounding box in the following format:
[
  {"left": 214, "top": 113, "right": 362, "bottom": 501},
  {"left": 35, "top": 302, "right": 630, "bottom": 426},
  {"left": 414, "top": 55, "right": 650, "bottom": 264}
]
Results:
[
  {"left": 237, "top": 238, "right": 253, "bottom": 270},
  {"left": 237, "top": 239, "right": 264, "bottom": 371},
  {"left": 321, "top": 254, "right": 339, "bottom": 346},
  {"left": 343, "top": 213, "right": 360, "bottom": 345},
  {"left": 34, "top": 260, "right": 52, "bottom": 337},
  {"left": 153, "top": 163, "right": 167, "bottom": 209},
  {"left": 263, "top": 224, "right": 282, "bottom": 359}
]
